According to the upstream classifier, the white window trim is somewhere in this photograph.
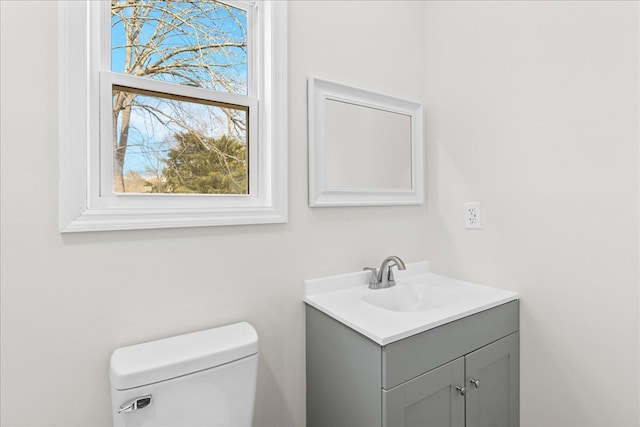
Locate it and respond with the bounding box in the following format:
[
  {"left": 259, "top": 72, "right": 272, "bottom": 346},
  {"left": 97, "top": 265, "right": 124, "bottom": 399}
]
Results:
[{"left": 58, "top": 1, "right": 287, "bottom": 232}]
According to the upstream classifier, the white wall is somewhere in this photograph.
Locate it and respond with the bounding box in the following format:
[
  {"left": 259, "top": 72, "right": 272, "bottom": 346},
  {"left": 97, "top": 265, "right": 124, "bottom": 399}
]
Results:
[
  {"left": 423, "top": 1, "right": 639, "bottom": 426},
  {"left": 0, "top": 1, "right": 428, "bottom": 426}
]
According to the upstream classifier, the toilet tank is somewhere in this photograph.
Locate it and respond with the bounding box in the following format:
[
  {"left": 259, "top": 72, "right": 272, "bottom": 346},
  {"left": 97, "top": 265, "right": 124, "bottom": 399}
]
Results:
[{"left": 110, "top": 322, "right": 258, "bottom": 427}]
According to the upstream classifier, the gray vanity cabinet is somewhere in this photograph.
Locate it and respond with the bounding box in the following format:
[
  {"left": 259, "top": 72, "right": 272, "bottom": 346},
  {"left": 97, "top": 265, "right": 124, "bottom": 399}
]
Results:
[
  {"left": 465, "top": 332, "right": 519, "bottom": 427},
  {"left": 384, "top": 357, "right": 465, "bottom": 427},
  {"left": 305, "top": 300, "right": 519, "bottom": 427},
  {"left": 383, "top": 332, "right": 519, "bottom": 427}
]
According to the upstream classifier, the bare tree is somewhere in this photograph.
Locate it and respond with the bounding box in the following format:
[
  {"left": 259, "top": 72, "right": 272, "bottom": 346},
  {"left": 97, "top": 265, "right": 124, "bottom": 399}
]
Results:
[{"left": 111, "top": 0, "right": 248, "bottom": 192}]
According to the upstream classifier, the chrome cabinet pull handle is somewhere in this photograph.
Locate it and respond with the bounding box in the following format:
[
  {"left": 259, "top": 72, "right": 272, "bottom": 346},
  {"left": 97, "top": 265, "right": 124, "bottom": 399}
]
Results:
[
  {"left": 456, "top": 386, "right": 466, "bottom": 396},
  {"left": 470, "top": 378, "right": 480, "bottom": 388}
]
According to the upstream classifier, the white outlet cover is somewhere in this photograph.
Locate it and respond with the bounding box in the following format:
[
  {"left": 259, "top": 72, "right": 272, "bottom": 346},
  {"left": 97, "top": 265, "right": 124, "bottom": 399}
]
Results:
[{"left": 464, "top": 202, "right": 481, "bottom": 229}]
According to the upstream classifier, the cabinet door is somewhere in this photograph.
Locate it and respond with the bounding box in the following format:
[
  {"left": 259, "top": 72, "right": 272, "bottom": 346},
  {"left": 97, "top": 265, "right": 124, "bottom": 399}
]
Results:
[
  {"left": 465, "top": 332, "right": 519, "bottom": 427},
  {"left": 383, "top": 357, "right": 465, "bottom": 427}
]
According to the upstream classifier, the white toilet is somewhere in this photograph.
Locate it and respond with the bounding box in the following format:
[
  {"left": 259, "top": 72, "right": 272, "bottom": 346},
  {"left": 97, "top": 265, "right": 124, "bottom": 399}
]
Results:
[{"left": 109, "top": 322, "right": 258, "bottom": 427}]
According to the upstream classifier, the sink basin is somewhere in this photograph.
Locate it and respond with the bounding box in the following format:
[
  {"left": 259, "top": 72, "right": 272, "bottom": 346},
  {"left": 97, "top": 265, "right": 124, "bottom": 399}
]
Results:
[
  {"left": 362, "top": 282, "right": 455, "bottom": 312},
  {"left": 303, "top": 261, "right": 519, "bottom": 345}
]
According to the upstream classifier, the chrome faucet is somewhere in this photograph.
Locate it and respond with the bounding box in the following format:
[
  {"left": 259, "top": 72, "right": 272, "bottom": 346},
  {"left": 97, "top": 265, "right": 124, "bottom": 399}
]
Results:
[{"left": 363, "top": 256, "right": 407, "bottom": 290}]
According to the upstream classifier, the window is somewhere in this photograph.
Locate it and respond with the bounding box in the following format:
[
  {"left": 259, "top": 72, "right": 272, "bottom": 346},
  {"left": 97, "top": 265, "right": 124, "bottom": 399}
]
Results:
[{"left": 59, "top": 1, "right": 287, "bottom": 232}]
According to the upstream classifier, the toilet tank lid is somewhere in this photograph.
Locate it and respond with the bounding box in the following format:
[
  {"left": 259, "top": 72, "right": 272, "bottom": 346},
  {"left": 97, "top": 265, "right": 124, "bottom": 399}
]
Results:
[{"left": 110, "top": 322, "right": 258, "bottom": 391}]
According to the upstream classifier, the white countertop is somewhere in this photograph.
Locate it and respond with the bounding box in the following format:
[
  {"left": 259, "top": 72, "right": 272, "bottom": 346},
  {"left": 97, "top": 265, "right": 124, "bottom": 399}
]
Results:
[{"left": 303, "top": 261, "right": 518, "bottom": 345}]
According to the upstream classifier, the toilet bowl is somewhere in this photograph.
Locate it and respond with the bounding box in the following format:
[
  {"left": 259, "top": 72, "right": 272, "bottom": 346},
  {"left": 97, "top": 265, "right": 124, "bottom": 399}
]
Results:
[{"left": 110, "top": 322, "right": 258, "bottom": 426}]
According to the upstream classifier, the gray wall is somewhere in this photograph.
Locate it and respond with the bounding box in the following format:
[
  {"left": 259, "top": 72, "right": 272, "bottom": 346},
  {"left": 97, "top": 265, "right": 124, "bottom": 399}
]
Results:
[{"left": 1, "top": 1, "right": 638, "bottom": 426}]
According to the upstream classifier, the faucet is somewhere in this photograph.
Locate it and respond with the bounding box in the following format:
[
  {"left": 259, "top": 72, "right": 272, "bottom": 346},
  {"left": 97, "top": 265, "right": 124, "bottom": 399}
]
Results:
[{"left": 363, "top": 256, "right": 407, "bottom": 290}]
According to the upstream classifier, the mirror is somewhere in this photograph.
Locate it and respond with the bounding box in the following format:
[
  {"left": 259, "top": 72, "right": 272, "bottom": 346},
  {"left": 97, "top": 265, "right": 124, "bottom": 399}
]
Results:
[{"left": 308, "top": 78, "right": 423, "bottom": 207}]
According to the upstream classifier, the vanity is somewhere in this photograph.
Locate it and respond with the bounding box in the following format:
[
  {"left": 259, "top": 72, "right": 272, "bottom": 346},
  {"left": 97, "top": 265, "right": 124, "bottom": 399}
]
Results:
[{"left": 304, "top": 261, "right": 519, "bottom": 427}]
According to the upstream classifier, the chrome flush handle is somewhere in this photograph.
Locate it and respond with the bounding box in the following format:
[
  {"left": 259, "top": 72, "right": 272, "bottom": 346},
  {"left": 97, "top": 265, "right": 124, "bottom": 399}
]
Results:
[{"left": 118, "top": 395, "right": 152, "bottom": 413}]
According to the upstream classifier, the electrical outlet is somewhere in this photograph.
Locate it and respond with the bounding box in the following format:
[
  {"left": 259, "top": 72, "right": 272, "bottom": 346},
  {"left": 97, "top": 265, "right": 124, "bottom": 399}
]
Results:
[{"left": 464, "top": 202, "right": 481, "bottom": 229}]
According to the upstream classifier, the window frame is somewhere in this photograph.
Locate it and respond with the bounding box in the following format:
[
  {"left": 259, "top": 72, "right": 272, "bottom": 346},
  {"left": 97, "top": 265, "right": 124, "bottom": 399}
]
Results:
[{"left": 58, "top": 0, "right": 288, "bottom": 232}]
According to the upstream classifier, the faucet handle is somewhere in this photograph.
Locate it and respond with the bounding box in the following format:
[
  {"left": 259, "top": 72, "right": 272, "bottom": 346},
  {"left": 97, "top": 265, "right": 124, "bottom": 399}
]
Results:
[
  {"left": 386, "top": 267, "right": 396, "bottom": 287},
  {"left": 363, "top": 267, "right": 379, "bottom": 285}
]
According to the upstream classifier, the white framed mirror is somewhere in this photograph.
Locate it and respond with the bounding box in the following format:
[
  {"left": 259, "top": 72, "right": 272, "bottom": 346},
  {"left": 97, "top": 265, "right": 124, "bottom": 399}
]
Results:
[{"left": 308, "top": 77, "right": 424, "bottom": 207}]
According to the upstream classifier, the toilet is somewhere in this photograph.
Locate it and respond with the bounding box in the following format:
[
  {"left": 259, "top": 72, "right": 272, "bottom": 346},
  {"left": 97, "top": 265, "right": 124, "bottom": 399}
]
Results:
[{"left": 109, "top": 322, "right": 258, "bottom": 426}]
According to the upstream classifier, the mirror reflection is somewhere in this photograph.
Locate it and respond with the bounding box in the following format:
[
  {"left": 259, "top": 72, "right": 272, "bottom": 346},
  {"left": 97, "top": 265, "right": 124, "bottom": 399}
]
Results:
[{"left": 325, "top": 99, "right": 412, "bottom": 190}]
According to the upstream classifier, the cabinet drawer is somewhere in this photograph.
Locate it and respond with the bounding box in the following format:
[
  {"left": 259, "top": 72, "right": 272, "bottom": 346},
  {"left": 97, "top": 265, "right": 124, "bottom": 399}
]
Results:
[{"left": 382, "top": 301, "right": 519, "bottom": 389}]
